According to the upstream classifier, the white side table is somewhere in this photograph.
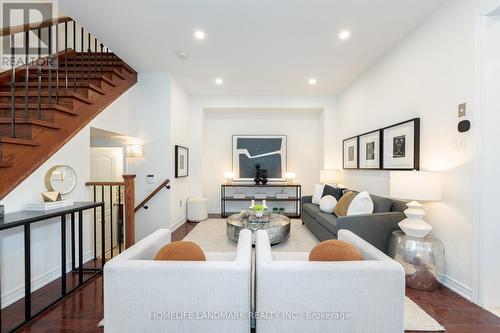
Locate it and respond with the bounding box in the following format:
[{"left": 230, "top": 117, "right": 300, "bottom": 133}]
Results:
[{"left": 388, "top": 230, "right": 446, "bottom": 291}]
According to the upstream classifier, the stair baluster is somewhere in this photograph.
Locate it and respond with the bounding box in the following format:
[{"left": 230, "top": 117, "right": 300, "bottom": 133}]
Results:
[
  {"left": 73, "top": 21, "right": 76, "bottom": 92},
  {"left": 37, "top": 28, "right": 41, "bottom": 119},
  {"left": 24, "top": 30, "right": 29, "bottom": 117},
  {"left": 87, "top": 32, "right": 91, "bottom": 85},
  {"left": 48, "top": 26, "right": 52, "bottom": 104},
  {"left": 55, "top": 23, "right": 59, "bottom": 104},
  {"left": 80, "top": 27, "right": 84, "bottom": 85},
  {"left": 10, "top": 34, "right": 16, "bottom": 137},
  {"left": 64, "top": 22, "right": 68, "bottom": 92}
]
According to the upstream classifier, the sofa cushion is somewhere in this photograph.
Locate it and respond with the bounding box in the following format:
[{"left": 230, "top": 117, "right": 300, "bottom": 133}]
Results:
[
  {"left": 315, "top": 212, "right": 340, "bottom": 235},
  {"left": 347, "top": 191, "right": 374, "bottom": 216},
  {"left": 334, "top": 191, "right": 357, "bottom": 216},
  {"left": 309, "top": 240, "right": 363, "bottom": 261},
  {"left": 154, "top": 241, "right": 206, "bottom": 261},
  {"left": 319, "top": 195, "right": 337, "bottom": 213},
  {"left": 303, "top": 203, "right": 321, "bottom": 217},
  {"left": 370, "top": 194, "right": 393, "bottom": 213},
  {"left": 322, "top": 184, "right": 343, "bottom": 201},
  {"left": 312, "top": 184, "right": 325, "bottom": 204}
]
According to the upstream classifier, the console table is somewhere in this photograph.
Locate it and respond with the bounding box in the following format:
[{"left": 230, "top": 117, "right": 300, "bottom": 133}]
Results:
[
  {"left": 221, "top": 184, "right": 301, "bottom": 218},
  {"left": 0, "top": 202, "right": 104, "bottom": 332}
]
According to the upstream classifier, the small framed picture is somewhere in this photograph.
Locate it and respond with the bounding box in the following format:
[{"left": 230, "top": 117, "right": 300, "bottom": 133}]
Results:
[
  {"left": 175, "top": 145, "right": 189, "bottom": 178},
  {"left": 359, "top": 130, "right": 381, "bottom": 169},
  {"left": 343, "top": 136, "right": 359, "bottom": 169},
  {"left": 382, "top": 118, "right": 420, "bottom": 170}
]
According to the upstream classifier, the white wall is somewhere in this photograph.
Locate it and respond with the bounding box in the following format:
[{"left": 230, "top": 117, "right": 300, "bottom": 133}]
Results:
[
  {"left": 0, "top": 73, "right": 182, "bottom": 307},
  {"left": 333, "top": 0, "right": 496, "bottom": 301},
  {"left": 203, "top": 109, "right": 321, "bottom": 212},
  {"left": 190, "top": 95, "right": 336, "bottom": 201}
]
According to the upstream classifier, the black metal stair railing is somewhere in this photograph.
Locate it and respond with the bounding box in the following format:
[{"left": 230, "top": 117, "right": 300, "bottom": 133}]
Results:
[{"left": 1, "top": 16, "right": 117, "bottom": 138}]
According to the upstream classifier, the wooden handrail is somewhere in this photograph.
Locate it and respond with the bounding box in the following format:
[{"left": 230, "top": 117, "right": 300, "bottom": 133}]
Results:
[
  {"left": 85, "top": 181, "right": 125, "bottom": 186},
  {"left": 0, "top": 16, "right": 72, "bottom": 36},
  {"left": 135, "top": 179, "right": 171, "bottom": 213}
]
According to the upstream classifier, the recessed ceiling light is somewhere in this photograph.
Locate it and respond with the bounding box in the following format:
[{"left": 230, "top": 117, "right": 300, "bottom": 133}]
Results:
[
  {"left": 194, "top": 30, "right": 206, "bottom": 40},
  {"left": 215, "top": 78, "right": 223, "bottom": 85},
  {"left": 308, "top": 78, "right": 317, "bottom": 85},
  {"left": 338, "top": 30, "right": 351, "bottom": 41},
  {"left": 177, "top": 50, "right": 189, "bottom": 60}
]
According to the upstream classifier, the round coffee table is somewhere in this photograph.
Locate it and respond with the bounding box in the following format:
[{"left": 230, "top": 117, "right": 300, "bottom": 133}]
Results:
[{"left": 226, "top": 212, "right": 291, "bottom": 245}]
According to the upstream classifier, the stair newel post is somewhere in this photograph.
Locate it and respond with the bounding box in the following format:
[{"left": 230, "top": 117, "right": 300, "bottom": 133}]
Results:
[
  {"left": 73, "top": 21, "right": 76, "bottom": 92},
  {"left": 48, "top": 26, "right": 52, "bottom": 104},
  {"left": 24, "top": 30, "right": 29, "bottom": 117},
  {"left": 123, "top": 175, "right": 136, "bottom": 249},
  {"left": 37, "top": 28, "right": 42, "bottom": 119},
  {"left": 80, "top": 27, "right": 84, "bottom": 85},
  {"left": 87, "top": 33, "right": 91, "bottom": 85},
  {"left": 64, "top": 22, "right": 68, "bottom": 92},
  {"left": 10, "top": 34, "right": 16, "bottom": 138},
  {"left": 100, "top": 43, "right": 103, "bottom": 77},
  {"left": 94, "top": 37, "right": 98, "bottom": 76}
]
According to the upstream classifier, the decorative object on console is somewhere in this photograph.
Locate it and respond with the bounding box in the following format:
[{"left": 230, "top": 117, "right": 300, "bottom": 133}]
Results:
[
  {"left": 175, "top": 145, "right": 189, "bottom": 178},
  {"left": 359, "top": 130, "right": 382, "bottom": 169},
  {"left": 284, "top": 171, "right": 296, "bottom": 185},
  {"left": 44, "top": 165, "right": 77, "bottom": 195},
  {"left": 224, "top": 171, "right": 235, "bottom": 184},
  {"left": 233, "top": 193, "right": 246, "bottom": 199},
  {"left": 0, "top": 205, "right": 4, "bottom": 218},
  {"left": 382, "top": 118, "right": 420, "bottom": 170},
  {"left": 343, "top": 136, "right": 359, "bottom": 169},
  {"left": 254, "top": 164, "right": 269, "bottom": 184},
  {"left": 389, "top": 230, "right": 446, "bottom": 291},
  {"left": 126, "top": 144, "right": 144, "bottom": 158},
  {"left": 232, "top": 135, "right": 287, "bottom": 182},
  {"left": 276, "top": 192, "right": 289, "bottom": 199},
  {"left": 254, "top": 193, "right": 267, "bottom": 199},
  {"left": 42, "top": 191, "right": 62, "bottom": 202},
  {"left": 389, "top": 170, "right": 442, "bottom": 237},
  {"left": 25, "top": 200, "right": 74, "bottom": 211},
  {"left": 319, "top": 195, "right": 337, "bottom": 213}
]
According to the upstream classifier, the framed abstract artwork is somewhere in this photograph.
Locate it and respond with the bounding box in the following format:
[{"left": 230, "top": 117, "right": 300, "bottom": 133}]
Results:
[
  {"left": 175, "top": 145, "right": 189, "bottom": 178},
  {"left": 342, "top": 136, "right": 359, "bottom": 169},
  {"left": 382, "top": 118, "right": 420, "bottom": 170},
  {"left": 359, "top": 130, "right": 382, "bottom": 169},
  {"left": 232, "top": 135, "right": 287, "bottom": 182}
]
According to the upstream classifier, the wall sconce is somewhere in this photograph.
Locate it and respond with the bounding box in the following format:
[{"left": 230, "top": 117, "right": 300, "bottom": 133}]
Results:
[
  {"left": 284, "top": 172, "right": 296, "bottom": 185},
  {"left": 224, "top": 171, "right": 235, "bottom": 184},
  {"left": 126, "top": 144, "right": 144, "bottom": 158}
]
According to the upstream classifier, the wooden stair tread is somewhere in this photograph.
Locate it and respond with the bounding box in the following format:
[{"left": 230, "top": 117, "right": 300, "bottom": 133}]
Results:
[
  {"left": 0, "top": 118, "right": 61, "bottom": 129},
  {"left": 0, "top": 103, "right": 78, "bottom": 115},
  {"left": 1, "top": 82, "right": 106, "bottom": 95},
  {"left": 0, "top": 91, "right": 94, "bottom": 104},
  {"left": 0, "top": 161, "right": 13, "bottom": 167},
  {"left": 0, "top": 136, "right": 39, "bottom": 146}
]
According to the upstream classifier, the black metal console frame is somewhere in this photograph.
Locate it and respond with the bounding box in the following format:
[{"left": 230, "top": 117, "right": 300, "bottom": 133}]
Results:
[{"left": 0, "top": 202, "right": 105, "bottom": 332}]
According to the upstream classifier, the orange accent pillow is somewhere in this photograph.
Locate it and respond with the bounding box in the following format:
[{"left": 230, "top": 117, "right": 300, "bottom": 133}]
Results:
[
  {"left": 309, "top": 240, "right": 363, "bottom": 261},
  {"left": 154, "top": 241, "right": 206, "bottom": 261},
  {"left": 334, "top": 191, "right": 357, "bottom": 217}
]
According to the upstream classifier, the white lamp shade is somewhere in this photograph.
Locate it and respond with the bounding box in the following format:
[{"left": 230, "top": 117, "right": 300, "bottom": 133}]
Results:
[
  {"left": 224, "top": 171, "right": 235, "bottom": 179},
  {"left": 126, "top": 144, "right": 143, "bottom": 157},
  {"left": 390, "top": 171, "right": 442, "bottom": 201},
  {"left": 320, "top": 169, "right": 340, "bottom": 184},
  {"left": 284, "top": 172, "right": 296, "bottom": 179}
]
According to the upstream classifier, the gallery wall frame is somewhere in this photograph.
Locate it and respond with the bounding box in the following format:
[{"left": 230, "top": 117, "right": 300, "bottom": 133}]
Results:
[
  {"left": 175, "top": 145, "right": 189, "bottom": 178},
  {"left": 341, "top": 117, "right": 420, "bottom": 171}
]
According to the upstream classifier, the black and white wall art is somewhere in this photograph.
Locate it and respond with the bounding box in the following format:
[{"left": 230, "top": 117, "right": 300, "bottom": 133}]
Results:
[
  {"left": 343, "top": 136, "right": 359, "bottom": 169},
  {"left": 232, "top": 135, "right": 287, "bottom": 181},
  {"left": 175, "top": 145, "right": 189, "bottom": 178},
  {"left": 359, "top": 130, "right": 381, "bottom": 169},
  {"left": 382, "top": 118, "right": 420, "bottom": 170}
]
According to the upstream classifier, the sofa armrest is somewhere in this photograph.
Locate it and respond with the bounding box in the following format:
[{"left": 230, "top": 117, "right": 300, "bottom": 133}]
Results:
[
  {"left": 302, "top": 195, "right": 313, "bottom": 204},
  {"left": 337, "top": 212, "right": 405, "bottom": 253}
]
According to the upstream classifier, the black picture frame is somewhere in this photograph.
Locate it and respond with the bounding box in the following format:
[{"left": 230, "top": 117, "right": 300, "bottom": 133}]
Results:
[
  {"left": 381, "top": 118, "right": 420, "bottom": 170},
  {"left": 358, "top": 129, "right": 382, "bottom": 170},
  {"left": 342, "top": 136, "right": 359, "bottom": 170},
  {"left": 175, "top": 145, "right": 189, "bottom": 178}
]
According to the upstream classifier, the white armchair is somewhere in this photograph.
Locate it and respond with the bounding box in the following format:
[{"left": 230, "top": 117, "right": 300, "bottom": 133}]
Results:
[
  {"left": 104, "top": 228, "right": 252, "bottom": 333},
  {"left": 255, "top": 229, "right": 405, "bottom": 333}
]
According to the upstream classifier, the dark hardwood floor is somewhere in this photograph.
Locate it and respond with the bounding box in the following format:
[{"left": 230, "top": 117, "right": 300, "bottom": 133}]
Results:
[{"left": 6, "top": 220, "right": 500, "bottom": 333}]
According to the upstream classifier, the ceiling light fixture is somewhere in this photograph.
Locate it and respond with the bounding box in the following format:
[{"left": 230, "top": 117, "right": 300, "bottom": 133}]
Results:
[
  {"left": 215, "top": 78, "right": 223, "bottom": 85},
  {"left": 308, "top": 78, "right": 317, "bottom": 85},
  {"left": 338, "top": 30, "right": 351, "bottom": 41},
  {"left": 194, "top": 30, "right": 206, "bottom": 40}
]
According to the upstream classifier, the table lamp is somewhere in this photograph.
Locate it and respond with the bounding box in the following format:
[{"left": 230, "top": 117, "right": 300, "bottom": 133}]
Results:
[
  {"left": 224, "top": 171, "right": 235, "bottom": 185},
  {"left": 284, "top": 172, "right": 296, "bottom": 185},
  {"left": 389, "top": 171, "right": 442, "bottom": 237}
]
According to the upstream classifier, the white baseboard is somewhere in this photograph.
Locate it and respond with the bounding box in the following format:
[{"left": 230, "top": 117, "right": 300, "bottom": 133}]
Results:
[
  {"left": 170, "top": 218, "right": 187, "bottom": 232},
  {"left": 438, "top": 273, "right": 472, "bottom": 300},
  {"left": 208, "top": 209, "right": 221, "bottom": 214},
  {"left": 1, "top": 250, "right": 94, "bottom": 308}
]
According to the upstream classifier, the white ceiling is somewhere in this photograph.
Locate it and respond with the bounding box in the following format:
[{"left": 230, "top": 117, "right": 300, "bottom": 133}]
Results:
[{"left": 60, "top": 0, "right": 445, "bottom": 95}]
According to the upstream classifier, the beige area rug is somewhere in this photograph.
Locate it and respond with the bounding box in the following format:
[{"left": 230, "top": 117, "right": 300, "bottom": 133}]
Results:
[{"left": 99, "top": 219, "right": 445, "bottom": 331}]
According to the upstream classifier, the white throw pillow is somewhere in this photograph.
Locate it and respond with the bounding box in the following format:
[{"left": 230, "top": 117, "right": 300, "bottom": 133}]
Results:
[
  {"left": 347, "top": 191, "right": 374, "bottom": 216},
  {"left": 312, "top": 183, "right": 325, "bottom": 205},
  {"left": 319, "top": 195, "right": 337, "bottom": 213}
]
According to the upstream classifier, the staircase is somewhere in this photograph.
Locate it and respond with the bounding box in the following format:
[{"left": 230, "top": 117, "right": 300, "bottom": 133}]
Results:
[{"left": 0, "top": 17, "right": 137, "bottom": 199}]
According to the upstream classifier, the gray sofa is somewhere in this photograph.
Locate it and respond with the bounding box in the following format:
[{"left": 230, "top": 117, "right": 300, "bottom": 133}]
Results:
[{"left": 301, "top": 194, "right": 407, "bottom": 253}]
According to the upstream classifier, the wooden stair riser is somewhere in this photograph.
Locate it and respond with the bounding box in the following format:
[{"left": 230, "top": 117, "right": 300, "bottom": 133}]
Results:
[
  {"left": 0, "top": 95, "right": 86, "bottom": 109},
  {"left": 25, "top": 66, "right": 127, "bottom": 78},
  {"left": 0, "top": 122, "right": 56, "bottom": 140},
  {"left": 0, "top": 85, "right": 104, "bottom": 98}
]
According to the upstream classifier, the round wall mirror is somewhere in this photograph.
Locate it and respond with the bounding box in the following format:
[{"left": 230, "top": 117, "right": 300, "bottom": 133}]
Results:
[{"left": 44, "top": 165, "right": 77, "bottom": 195}]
